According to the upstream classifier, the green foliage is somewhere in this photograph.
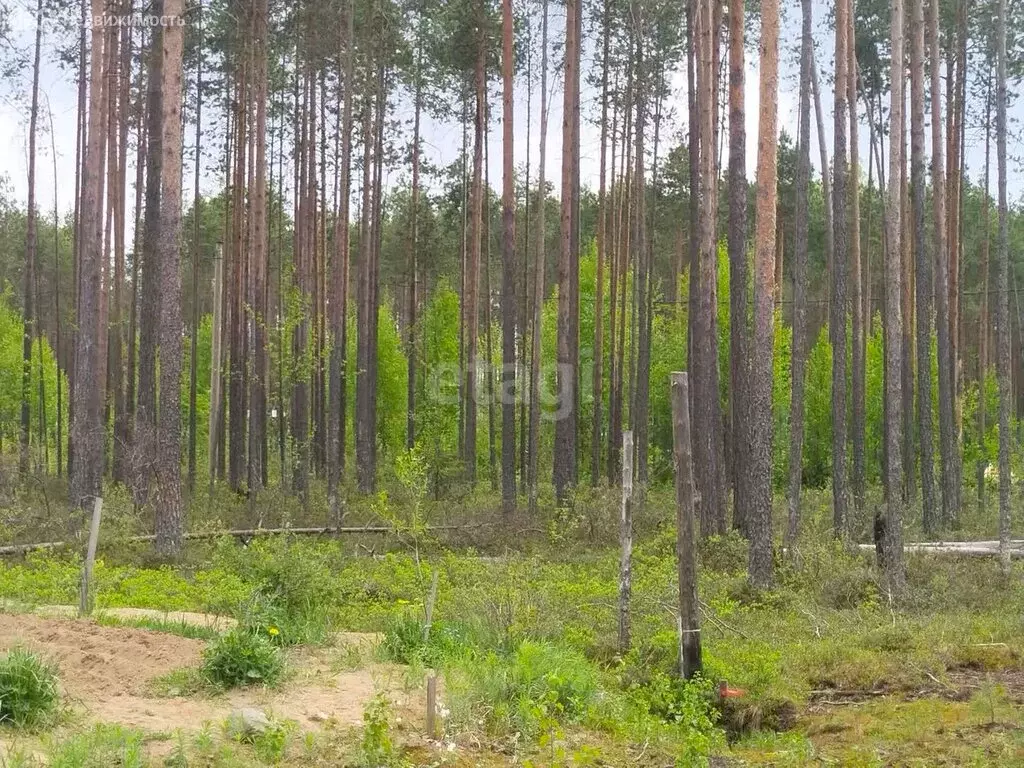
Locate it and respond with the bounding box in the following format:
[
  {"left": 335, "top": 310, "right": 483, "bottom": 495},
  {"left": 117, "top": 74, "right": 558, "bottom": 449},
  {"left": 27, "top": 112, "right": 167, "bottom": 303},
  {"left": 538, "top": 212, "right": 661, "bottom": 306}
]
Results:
[
  {"left": 448, "top": 640, "right": 598, "bottom": 738},
  {"left": 380, "top": 615, "right": 474, "bottom": 667},
  {"left": 374, "top": 298, "right": 411, "bottom": 458},
  {"left": 626, "top": 672, "right": 721, "bottom": 762},
  {"left": 47, "top": 724, "right": 145, "bottom": 768},
  {"left": 0, "top": 647, "right": 59, "bottom": 728},
  {"left": 0, "top": 294, "right": 65, "bottom": 469},
  {"left": 416, "top": 280, "right": 462, "bottom": 491},
  {"left": 201, "top": 628, "right": 284, "bottom": 689},
  {"left": 355, "top": 694, "right": 403, "bottom": 768},
  {"left": 213, "top": 537, "right": 343, "bottom": 644}
]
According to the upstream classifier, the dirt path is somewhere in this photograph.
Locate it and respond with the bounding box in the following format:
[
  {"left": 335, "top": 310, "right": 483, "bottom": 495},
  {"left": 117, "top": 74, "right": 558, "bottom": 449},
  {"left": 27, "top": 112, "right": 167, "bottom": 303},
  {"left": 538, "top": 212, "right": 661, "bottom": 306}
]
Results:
[{"left": 0, "top": 613, "right": 400, "bottom": 734}]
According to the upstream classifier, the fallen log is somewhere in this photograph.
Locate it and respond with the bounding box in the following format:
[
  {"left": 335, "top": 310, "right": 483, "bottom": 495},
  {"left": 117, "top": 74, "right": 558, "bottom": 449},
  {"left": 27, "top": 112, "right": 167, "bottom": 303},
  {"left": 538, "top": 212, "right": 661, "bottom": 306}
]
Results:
[
  {"left": 857, "top": 542, "right": 1024, "bottom": 558},
  {"left": 0, "top": 523, "right": 487, "bottom": 556}
]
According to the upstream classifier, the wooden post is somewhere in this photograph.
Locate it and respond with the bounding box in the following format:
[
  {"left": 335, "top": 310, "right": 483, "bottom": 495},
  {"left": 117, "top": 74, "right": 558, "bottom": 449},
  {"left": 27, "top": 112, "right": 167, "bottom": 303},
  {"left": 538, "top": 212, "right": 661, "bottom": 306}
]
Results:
[
  {"left": 208, "top": 242, "right": 224, "bottom": 486},
  {"left": 671, "top": 372, "right": 702, "bottom": 679},
  {"left": 78, "top": 496, "right": 102, "bottom": 616},
  {"left": 618, "top": 430, "right": 633, "bottom": 654},
  {"left": 425, "top": 672, "right": 438, "bottom": 739}
]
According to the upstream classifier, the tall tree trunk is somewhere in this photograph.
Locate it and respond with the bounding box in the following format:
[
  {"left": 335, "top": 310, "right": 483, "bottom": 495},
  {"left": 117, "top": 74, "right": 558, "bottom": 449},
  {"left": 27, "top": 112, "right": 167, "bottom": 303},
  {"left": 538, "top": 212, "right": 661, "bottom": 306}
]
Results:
[
  {"left": 786, "top": 0, "right": 813, "bottom": 548},
  {"left": 229, "top": 64, "right": 249, "bottom": 494},
  {"left": 994, "top": 0, "right": 1010, "bottom": 570},
  {"left": 832, "top": 0, "right": 850, "bottom": 538},
  {"left": 46, "top": 102, "right": 63, "bottom": 477},
  {"left": 976, "top": 81, "right": 992, "bottom": 512},
  {"left": 694, "top": 0, "right": 726, "bottom": 536},
  {"left": 748, "top": 0, "right": 779, "bottom": 588},
  {"left": 187, "top": 4, "right": 203, "bottom": 495},
  {"left": 881, "top": 0, "right": 906, "bottom": 594},
  {"left": 554, "top": 0, "right": 580, "bottom": 503},
  {"left": 727, "top": 0, "right": 749, "bottom": 534},
  {"left": 809, "top": 57, "right": 835, "bottom": 309},
  {"left": 355, "top": 88, "right": 374, "bottom": 492},
  {"left": 485, "top": 139, "right": 497, "bottom": 492},
  {"left": 629, "top": 35, "right": 649, "bottom": 490},
  {"left": 154, "top": 0, "right": 186, "bottom": 557},
  {"left": 606, "top": 84, "right": 620, "bottom": 487},
  {"left": 591, "top": 0, "right": 610, "bottom": 488},
  {"left": 901, "top": 150, "right": 915, "bottom": 501},
  {"left": 248, "top": 0, "right": 269, "bottom": 498},
  {"left": 136, "top": 1, "right": 164, "bottom": 501},
  {"left": 70, "top": 0, "right": 110, "bottom": 511},
  {"left": 464, "top": 3, "right": 485, "bottom": 485},
  {"left": 407, "top": 43, "right": 421, "bottom": 453},
  {"left": 911, "top": 0, "right": 937, "bottom": 532},
  {"left": 21, "top": 0, "right": 43, "bottom": 477},
  {"left": 849, "top": 10, "right": 865, "bottom": 517},
  {"left": 930, "top": 0, "right": 957, "bottom": 529},
  {"left": 127, "top": 57, "right": 146, "bottom": 481},
  {"left": 328, "top": 0, "right": 354, "bottom": 520},
  {"left": 519, "top": 29, "right": 532, "bottom": 495},
  {"left": 292, "top": 66, "right": 311, "bottom": 499},
  {"left": 68, "top": 0, "right": 88, "bottom": 481},
  {"left": 500, "top": 0, "right": 517, "bottom": 513},
  {"left": 111, "top": 3, "right": 131, "bottom": 485},
  {"left": 368, "top": 63, "right": 385, "bottom": 491},
  {"left": 527, "top": 0, "right": 548, "bottom": 513}
]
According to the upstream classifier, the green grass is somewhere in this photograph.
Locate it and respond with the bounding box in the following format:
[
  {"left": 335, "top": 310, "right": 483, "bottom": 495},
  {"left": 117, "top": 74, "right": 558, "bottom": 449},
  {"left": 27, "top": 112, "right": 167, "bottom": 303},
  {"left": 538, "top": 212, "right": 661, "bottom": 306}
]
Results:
[
  {"left": 0, "top": 648, "right": 59, "bottom": 728},
  {"left": 48, "top": 724, "right": 146, "bottom": 768},
  {"left": 0, "top": 487, "right": 1022, "bottom": 764},
  {"left": 92, "top": 613, "right": 222, "bottom": 641}
]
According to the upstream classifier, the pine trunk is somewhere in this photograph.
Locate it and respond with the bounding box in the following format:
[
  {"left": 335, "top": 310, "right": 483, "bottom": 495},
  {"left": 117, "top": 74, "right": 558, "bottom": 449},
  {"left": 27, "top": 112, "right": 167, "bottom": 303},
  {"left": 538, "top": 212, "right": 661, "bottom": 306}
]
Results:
[
  {"left": 786, "top": 0, "right": 813, "bottom": 548},
  {"left": 154, "top": 0, "right": 186, "bottom": 557},
  {"left": 727, "top": 0, "right": 749, "bottom": 534},
  {"left": 881, "top": 0, "right": 906, "bottom": 594}
]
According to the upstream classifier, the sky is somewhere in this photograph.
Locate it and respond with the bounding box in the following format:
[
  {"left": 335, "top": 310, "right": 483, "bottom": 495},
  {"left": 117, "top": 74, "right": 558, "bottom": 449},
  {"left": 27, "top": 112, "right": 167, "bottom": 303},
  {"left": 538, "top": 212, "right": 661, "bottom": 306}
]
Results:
[{"left": 0, "top": 0, "right": 1020, "bottom": 227}]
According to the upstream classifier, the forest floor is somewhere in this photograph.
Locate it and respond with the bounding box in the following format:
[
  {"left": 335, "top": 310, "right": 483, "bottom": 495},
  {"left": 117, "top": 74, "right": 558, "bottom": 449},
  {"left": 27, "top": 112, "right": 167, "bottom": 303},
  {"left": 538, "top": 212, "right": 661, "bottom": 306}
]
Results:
[{"left": 0, "top": 483, "right": 1022, "bottom": 766}]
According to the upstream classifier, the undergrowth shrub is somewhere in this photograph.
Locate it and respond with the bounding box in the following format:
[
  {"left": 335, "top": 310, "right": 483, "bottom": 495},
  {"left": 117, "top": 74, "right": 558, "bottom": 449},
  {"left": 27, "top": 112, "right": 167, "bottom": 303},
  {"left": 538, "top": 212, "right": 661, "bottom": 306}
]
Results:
[
  {"left": 0, "top": 647, "right": 59, "bottom": 727},
  {"left": 379, "top": 615, "right": 475, "bottom": 666},
  {"left": 355, "top": 694, "right": 404, "bottom": 768},
  {"left": 215, "top": 537, "right": 343, "bottom": 644},
  {"left": 698, "top": 531, "right": 749, "bottom": 575},
  {"left": 201, "top": 628, "right": 284, "bottom": 688},
  {"left": 447, "top": 640, "right": 598, "bottom": 738},
  {"left": 629, "top": 671, "right": 719, "bottom": 728}
]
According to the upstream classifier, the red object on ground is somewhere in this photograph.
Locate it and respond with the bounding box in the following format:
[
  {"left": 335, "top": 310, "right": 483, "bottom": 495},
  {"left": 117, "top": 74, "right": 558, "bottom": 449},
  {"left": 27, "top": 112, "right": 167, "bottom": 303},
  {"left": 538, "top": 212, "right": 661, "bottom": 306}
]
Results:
[{"left": 718, "top": 680, "right": 746, "bottom": 698}]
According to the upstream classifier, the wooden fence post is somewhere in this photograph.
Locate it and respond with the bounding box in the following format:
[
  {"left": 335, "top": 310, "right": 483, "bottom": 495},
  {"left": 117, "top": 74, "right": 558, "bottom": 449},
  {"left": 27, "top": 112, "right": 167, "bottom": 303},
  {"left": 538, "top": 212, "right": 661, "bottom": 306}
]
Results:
[
  {"left": 425, "top": 672, "right": 438, "bottom": 739},
  {"left": 618, "top": 430, "right": 634, "bottom": 654},
  {"left": 78, "top": 496, "right": 103, "bottom": 616},
  {"left": 671, "top": 373, "right": 702, "bottom": 679}
]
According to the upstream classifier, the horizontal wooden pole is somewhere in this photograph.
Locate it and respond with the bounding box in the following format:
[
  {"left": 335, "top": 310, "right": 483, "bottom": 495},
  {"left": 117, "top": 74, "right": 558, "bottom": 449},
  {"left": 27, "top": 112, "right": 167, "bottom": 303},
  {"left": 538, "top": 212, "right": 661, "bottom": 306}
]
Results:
[{"left": 0, "top": 523, "right": 487, "bottom": 556}]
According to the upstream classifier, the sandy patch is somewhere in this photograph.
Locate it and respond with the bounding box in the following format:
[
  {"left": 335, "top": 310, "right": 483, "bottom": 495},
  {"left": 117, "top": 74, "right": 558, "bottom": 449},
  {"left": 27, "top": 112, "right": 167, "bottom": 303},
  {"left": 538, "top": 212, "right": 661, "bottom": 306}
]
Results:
[{"left": 0, "top": 613, "right": 398, "bottom": 734}]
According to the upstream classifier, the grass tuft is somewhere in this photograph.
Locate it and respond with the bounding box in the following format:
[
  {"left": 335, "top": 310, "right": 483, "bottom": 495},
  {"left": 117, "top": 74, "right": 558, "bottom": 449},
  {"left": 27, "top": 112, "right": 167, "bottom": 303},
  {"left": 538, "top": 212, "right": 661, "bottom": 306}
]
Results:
[
  {"left": 201, "top": 628, "right": 284, "bottom": 689},
  {"left": 0, "top": 647, "right": 59, "bottom": 728}
]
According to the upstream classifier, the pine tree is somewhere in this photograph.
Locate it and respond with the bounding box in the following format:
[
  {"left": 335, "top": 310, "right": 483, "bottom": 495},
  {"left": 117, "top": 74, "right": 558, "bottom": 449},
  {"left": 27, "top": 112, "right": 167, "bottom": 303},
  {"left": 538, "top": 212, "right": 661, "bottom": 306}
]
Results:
[{"left": 748, "top": 0, "right": 779, "bottom": 587}]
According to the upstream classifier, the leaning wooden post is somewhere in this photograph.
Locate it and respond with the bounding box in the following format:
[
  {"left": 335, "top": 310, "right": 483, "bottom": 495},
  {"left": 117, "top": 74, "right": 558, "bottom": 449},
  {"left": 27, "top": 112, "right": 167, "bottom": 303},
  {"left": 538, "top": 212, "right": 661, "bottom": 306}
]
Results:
[
  {"left": 78, "top": 496, "right": 103, "bottom": 616},
  {"left": 208, "top": 242, "right": 224, "bottom": 488},
  {"left": 618, "top": 430, "right": 634, "bottom": 654},
  {"left": 671, "top": 373, "right": 702, "bottom": 679}
]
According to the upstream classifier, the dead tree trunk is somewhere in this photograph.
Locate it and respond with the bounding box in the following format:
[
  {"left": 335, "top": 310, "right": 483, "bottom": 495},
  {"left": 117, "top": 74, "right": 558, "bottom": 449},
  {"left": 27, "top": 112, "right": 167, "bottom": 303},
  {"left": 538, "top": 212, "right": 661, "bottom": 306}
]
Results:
[{"left": 671, "top": 373, "right": 702, "bottom": 679}]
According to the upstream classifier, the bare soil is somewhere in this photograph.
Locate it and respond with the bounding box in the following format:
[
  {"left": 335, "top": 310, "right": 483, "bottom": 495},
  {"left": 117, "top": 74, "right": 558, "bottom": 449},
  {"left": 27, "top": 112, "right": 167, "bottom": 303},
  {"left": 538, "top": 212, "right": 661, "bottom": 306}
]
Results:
[{"left": 0, "top": 612, "right": 401, "bottom": 734}]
